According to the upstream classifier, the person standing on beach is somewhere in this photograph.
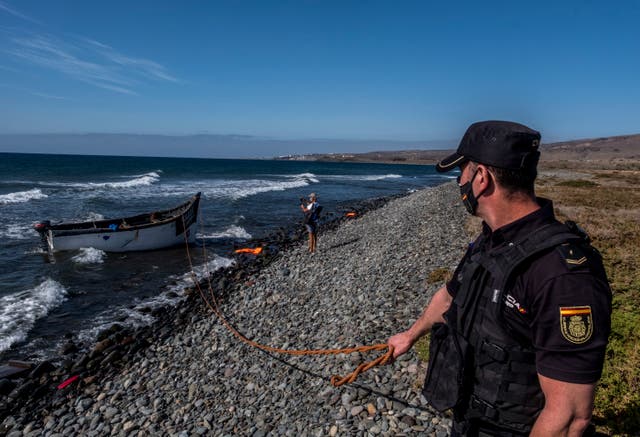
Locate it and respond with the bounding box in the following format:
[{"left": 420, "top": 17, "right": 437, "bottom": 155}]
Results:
[
  {"left": 387, "top": 121, "right": 611, "bottom": 436},
  {"left": 300, "top": 192, "right": 321, "bottom": 253}
]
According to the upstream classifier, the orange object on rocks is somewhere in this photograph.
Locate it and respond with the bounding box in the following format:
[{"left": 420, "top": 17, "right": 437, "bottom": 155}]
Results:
[
  {"left": 345, "top": 212, "right": 357, "bottom": 218},
  {"left": 234, "top": 247, "right": 263, "bottom": 255}
]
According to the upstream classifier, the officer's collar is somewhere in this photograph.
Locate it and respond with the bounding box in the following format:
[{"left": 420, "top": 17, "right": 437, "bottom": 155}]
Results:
[{"left": 481, "top": 198, "right": 555, "bottom": 248}]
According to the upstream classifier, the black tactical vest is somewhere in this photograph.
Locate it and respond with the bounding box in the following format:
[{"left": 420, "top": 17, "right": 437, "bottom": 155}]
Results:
[{"left": 423, "top": 221, "right": 591, "bottom": 435}]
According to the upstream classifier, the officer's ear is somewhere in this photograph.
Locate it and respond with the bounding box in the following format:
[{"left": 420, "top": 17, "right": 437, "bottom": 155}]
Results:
[{"left": 476, "top": 165, "right": 495, "bottom": 194}]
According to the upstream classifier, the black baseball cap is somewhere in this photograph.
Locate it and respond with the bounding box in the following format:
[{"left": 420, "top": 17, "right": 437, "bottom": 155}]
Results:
[{"left": 436, "top": 120, "right": 541, "bottom": 173}]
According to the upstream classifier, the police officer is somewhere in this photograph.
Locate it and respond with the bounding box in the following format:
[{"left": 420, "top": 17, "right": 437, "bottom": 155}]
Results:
[{"left": 387, "top": 121, "right": 611, "bottom": 436}]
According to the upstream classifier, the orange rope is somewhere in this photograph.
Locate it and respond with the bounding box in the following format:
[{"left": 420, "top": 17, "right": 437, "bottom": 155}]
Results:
[{"left": 181, "top": 212, "right": 393, "bottom": 386}]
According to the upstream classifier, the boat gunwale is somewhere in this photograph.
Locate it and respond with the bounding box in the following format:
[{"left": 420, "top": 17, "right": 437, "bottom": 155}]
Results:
[{"left": 38, "top": 193, "right": 201, "bottom": 234}]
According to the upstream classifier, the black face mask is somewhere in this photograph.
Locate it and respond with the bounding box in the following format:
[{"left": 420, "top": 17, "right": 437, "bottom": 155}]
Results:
[{"left": 458, "top": 169, "right": 479, "bottom": 215}]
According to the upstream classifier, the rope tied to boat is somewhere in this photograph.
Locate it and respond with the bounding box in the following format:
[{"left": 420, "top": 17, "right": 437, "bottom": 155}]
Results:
[{"left": 181, "top": 214, "right": 393, "bottom": 387}]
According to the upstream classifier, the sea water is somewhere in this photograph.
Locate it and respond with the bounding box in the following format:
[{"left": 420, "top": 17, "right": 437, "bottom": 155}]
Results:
[{"left": 0, "top": 152, "right": 452, "bottom": 362}]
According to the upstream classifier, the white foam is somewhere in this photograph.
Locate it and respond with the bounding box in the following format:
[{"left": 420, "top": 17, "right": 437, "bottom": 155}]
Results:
[
  {"left": 122, "top": 173, "right": 318, "bottom": 201},
  {"left": 198, "top": 225, "right": 252, "bottom": 240},
  {"left": 71, "top": 248, "right": 106, "bottom": 264},
  {"left": 197, "top": 178, "right": 313, "bottom": 200},
  {"left": 84, "top": 212, "right": 105, "bottom": 221},
  {"left": 24, "top": 247, "right": 48, "bottom": 255},
  {"left": 364, "top": 173, "right": 402, "bottom": 181},
  {"left": 0, "top": 223, "right": 38, "bottom": 240},
  {"left": 84, "top": 172, "right": 160, "bottom": 189},
  {"left": 323, "top": 174, "right": 403, "bottom": 181},
  {"left": 287, "top": 173, "right": 320, "bottom": 183},
  {"left": 0, "top": 188, "right": 48, "bottom": 205},
  {"left": 75, "top": 255, "right": 234, "bottom": 345},
  {"left": 30, "top": 172, "right": 161, "bottom": 191},
  {"left": 130, "top": 170, "right": 163, "bottom": 178},
  {"left": 0, "top": 278, "right": 68, "bottom": 352},
  {"left": 168, "top": 256, "right": 235, "bottom": 292}
]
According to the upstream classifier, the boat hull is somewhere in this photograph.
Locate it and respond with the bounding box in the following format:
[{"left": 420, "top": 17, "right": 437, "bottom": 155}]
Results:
[
  {"left": 46, "top": 220, "right": 197, "bottom": 252},
  {"left": 36, "top": 193, "right": 201, "bottom": 253}
]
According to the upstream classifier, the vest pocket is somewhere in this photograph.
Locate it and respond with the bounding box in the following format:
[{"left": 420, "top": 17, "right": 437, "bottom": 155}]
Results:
[{"left": 422, "top": 322, "right": 471, "bottom": 411}]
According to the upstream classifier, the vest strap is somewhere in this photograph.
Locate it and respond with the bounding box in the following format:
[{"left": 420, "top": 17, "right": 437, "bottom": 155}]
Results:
[{"left": 468, "top": 395, "right": 534, "bottom": 425}]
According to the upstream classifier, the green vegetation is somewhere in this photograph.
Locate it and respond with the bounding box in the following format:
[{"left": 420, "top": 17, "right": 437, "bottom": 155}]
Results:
[
  {"left": 555, "top": 179, "right": 599, "bottom": 188},
  {"left": 415, "top": 336, "right": 430, "bottom": 362},
  {"left": 537, "top": 170, "right": 640, "bottom": 436},
  {"left": 415, "top": 268, "right": 454, "bottom": 362}
]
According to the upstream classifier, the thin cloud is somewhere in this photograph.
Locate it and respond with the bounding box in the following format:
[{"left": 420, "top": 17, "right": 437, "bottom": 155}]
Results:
[
  {"left": 82, "top": 37, "right": 178, "bottom": 83},
  {"left": 0, "top": 83, "right": 69, "bottom": 100},
  {"left": 5, "top": 31, "right": 177, "bottom": 95},
  {"left": 0, "top": 1, "right": 41, "bottom": 24},
  {"left": 29, "top": 91, "right": 68, "bottom": 100}
]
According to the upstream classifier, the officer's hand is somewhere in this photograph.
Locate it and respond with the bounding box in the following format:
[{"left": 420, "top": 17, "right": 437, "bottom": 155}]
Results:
[{"left": 387, "top": 331, "right": 415, "bottom": 362}]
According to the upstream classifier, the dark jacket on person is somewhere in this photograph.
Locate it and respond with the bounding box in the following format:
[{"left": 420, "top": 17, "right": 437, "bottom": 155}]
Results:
[{"left": 423, "top": 199, "right": 612, "bottom": 436}]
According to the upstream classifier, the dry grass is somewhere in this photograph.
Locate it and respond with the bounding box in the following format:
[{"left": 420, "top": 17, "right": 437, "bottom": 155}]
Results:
[
  {"left": 537, "top": 170, "right": 640, "bottom": 436},
  {"left": 426, "top": 268, "right": 453, "bottom": 285}
]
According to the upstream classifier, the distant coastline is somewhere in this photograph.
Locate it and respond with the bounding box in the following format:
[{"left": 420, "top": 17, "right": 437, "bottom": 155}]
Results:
[{"left": 275, "top": 133, "right": 640, "bottom": 170}]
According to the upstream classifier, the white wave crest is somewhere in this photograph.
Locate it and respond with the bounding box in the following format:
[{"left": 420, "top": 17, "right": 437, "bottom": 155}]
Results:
[
  {"left": 0, "top": 278, "right": 68, "bottom": 352},
  {"left": 172, "top": 256, "right": 235, "bottom": 290},
  {"left": 30, "top": 172, "right": 161, "bottom": 191},
  {"left": 198, "top": 225, "right": 252, "bottom": 240},
  {"left": 0, "top": 188, "right": 48, "bottom": 205},
  {"left": 85, "top": 172, "right": 160, "bottom": 189},
  {"left": 0, "top": 223, "right": 38, "bottom": 240},
  {"left": 324, "top": 174, "right": 402, "bottom": 181},
  {"left": 201, "top": 178, "right": 312, "bottom": 200},
  {"left": 84, "top": 212, "right": 105, "bottom": 221},
  {"left": 364, "top": 173, "right": 402, "bottom": 181},
  {"left": 72, "top": 248, "right": 106, "bottom": 264},
  {"left": 287, "top": 173, "right": 320, "bottom": 183}
]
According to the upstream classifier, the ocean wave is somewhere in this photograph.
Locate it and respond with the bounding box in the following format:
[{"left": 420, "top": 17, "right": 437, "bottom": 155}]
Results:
[
  {"left": 0, "top": 278, "right": 68, "bottom": 353},
  {"left": 189, "top": 178, "right": 314, "bottom": 200},
  {"left": 172, "top": 256, "right": 235, "bottom": 289},
  {"left": 286, "top": 173, "right": 320, "bottom": 183},
  {"left": 84, "top": 212, "right": 105, "bottom": 221},
  {"left": 16, "top": 172, "right": 161, "bottom": 191},
  {"left": 362, "top": 173, "right": 402, "bottom": 181},
  {"left": 71, "top": 248, "right": 106, "bottom": 264},
  {"left": 77, "top": 172, "right": 161, "bottom": 190},
  {"left": 130, "top": 170, "right": 163, "bottom": 178},
  {"left": 198, "top": 225, "right": 252, "bottom": 240},
  {"left": 0, "top": 223, "right": 38, "bottom": 240},
  {"left": 0, "top": 188, "right": 48, "bottom": 205},
  {"left": 75, "top": 255, "right": 234, "bottom": 346},
  {"left": 322, "top": 174, "right": 403, "bottom": 181}
]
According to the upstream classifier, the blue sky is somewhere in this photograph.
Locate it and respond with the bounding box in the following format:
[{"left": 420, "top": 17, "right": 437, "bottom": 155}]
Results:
[{"left": 1, "top": 1, "right": 639, "bottom": 156}]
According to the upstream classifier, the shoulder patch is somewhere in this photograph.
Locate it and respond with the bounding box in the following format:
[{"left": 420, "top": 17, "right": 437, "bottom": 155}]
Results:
[
  {"left": 557, "top": 243, "right": 588, "bottom": 269},
  {"left": 559, "top": 306, "right": 593, "bottom": 344}
]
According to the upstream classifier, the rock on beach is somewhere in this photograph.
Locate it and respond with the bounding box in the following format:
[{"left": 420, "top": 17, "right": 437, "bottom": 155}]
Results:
[{"left": 1, "top": 182, "right": 467, "bottom": 436}]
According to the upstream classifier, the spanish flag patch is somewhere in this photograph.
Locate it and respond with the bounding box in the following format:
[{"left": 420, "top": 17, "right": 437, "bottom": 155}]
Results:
[{"left": 559, "top": 306, "right": 593, "bottom": 344}]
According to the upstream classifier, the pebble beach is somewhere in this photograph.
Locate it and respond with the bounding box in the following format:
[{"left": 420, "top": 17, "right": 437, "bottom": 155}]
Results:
[{"left": 1, "top": 182, "right": 469, "bottom": 436}]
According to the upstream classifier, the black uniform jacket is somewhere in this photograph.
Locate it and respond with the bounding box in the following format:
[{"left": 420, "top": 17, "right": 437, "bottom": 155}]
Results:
[{"left": 447, "top": 198, "right": 612, "bottom": 384}]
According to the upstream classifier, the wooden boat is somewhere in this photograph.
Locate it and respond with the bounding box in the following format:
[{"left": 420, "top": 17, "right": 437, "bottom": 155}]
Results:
[{"left": 34, "top": 193, "right": 201, "bottom": 252}]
